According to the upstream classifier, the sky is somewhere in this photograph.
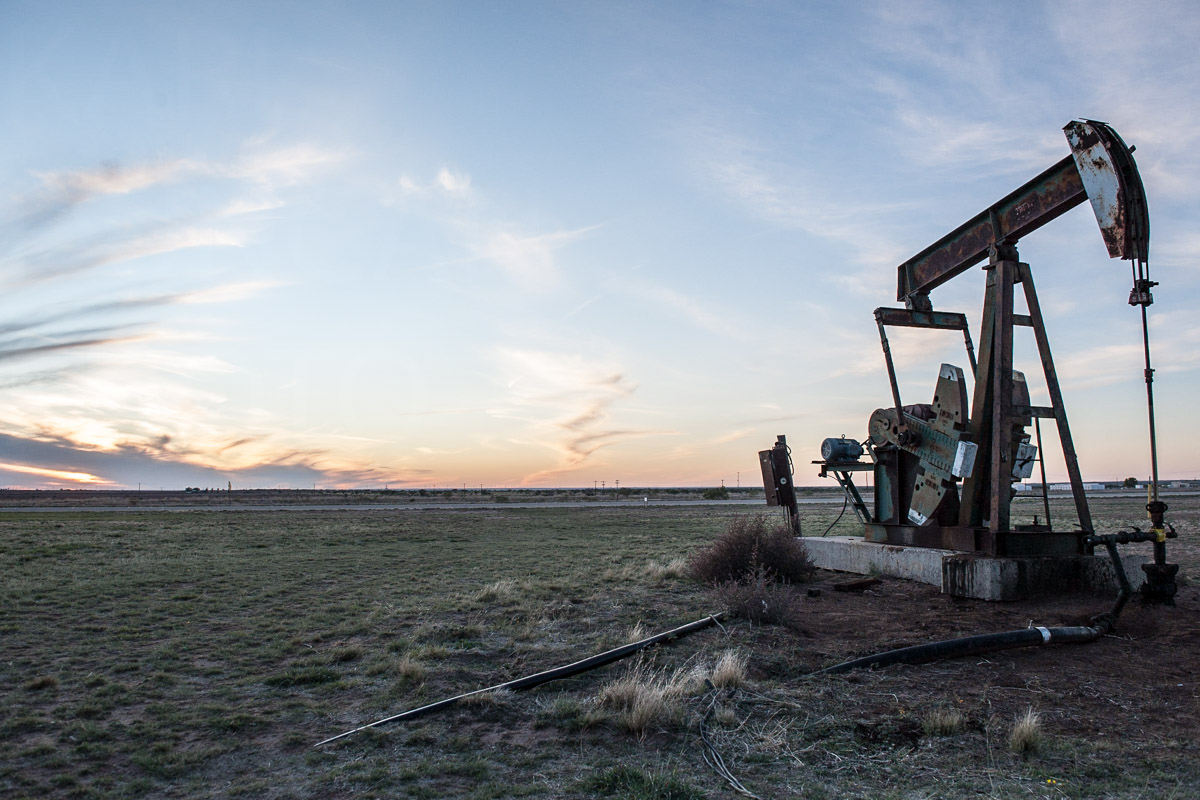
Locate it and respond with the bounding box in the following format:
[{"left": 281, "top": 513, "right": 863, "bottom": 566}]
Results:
[{"left": 0, "top": 0, "right": 1197, "bottom": 490}]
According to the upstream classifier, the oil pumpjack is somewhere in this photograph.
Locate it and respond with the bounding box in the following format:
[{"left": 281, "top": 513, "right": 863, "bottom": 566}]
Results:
[{"left": 761, "top": 119, "right": 1177, "bottom": 601}]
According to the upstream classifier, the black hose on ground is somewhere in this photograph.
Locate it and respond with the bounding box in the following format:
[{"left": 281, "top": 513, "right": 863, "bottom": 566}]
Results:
[
  {"left": 814, "top": 533, "right": 1160, "bottom": 675},
  {"left": 315, "top": 612, "right": 725, "bottom": 747},
  {"left": 815, "top": 625, "right": 1102, "bottom": 675}
]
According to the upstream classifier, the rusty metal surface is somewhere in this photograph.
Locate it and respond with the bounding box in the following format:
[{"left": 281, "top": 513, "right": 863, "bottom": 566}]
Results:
[
  {"left": 868, "top": 363, "right": 972, "bottom": 527},
  {"left": 874, "top": 307, "right": 970, "bottom": 330},
  {"left": 896, "top": 120, "right": 1147, "bottom": 304},
  {"left": 1017, "top": 262, "right": 1093, "bottom": 535},
  {"left": 896, "top": 156, "right": 1085, "bottom": 301},
  {"left": 1064, "top": 120, "right": 1149, "bottom": 262},
  {"left": 759, "top": 448, "right": 780, "bottom": 507},
  {"left": 863, "top": 522, "right": 979, "bottom": 552}
]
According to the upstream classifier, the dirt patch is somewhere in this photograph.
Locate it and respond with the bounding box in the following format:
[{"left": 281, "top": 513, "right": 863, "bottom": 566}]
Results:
[{"left": 763, "top": 570, "right": 1200, "bottom": 742}]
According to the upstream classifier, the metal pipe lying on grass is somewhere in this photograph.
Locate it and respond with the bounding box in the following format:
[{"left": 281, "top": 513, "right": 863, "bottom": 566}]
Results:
[{"left": 315, "top": 612, "right": 726, "bottom": 747}]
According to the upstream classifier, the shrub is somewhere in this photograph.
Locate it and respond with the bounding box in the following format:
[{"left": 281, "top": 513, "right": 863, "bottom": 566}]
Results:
[
  {"left": 702, "top": 486, "right": 729, "bottom": 500},
  {"left": 716, "top": 566, "right": 804, "bottom": 627},
  {"left": 689, "top": 514, "right": 813, "bottom": 585}
]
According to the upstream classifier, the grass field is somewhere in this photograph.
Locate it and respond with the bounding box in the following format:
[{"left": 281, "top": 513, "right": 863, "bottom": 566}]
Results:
[{"left": 2, "top": 497, "right": 1197, "bottom": 799}]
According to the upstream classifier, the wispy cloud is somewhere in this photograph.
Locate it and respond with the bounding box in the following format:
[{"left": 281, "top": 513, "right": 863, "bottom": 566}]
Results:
[
  {"left": 177, "top": 280, "right": 285, "bottom": 304},
  {"left": 626, "top": 283, "right": 746, "bottom": 340},
  {"left": 476, "top": 225, "right": 598, "bottom": 286},
  {"left": 6, "top": 142, "right": 344, "bottom": 241},
  {"left": 0, "top": 142, "right": 356, "bottom": 489},
  {"left": 0, "top": 353, "right": 431, "bottom": 489},
  {"left": 392, "top": 166, "right": 475, "bottom": 202},
  {"left": 888, "top": 103, "right": 1063, "bottom": 173},
  {"left": 0, "top": 431, "right": 426, "bottom": 490},
  {"left": 8, "top": 225, "right": 248, "bottom": 288},
  {"left": 223, "top": 144, "right": 346, "bottom": 186},
  {"left": 35, "top": 159, "right": 195, "bottom": 201},
  {"left": 711, "top": 428, "right": 754, "bottom": 445},
  {"left": 0, "top": 460, "right": 113, "bottom": 486},
  {"left": 686, "top": 123, "right": 910, "bottom": 287},
  {"left": 219, "top": 197, "right": 285, "bottom": 217},
  {"left": 12, "top": 160, "right": 195, "bottom": 232},
  {"left": 435, "top": 167, "right": 473, "bottom": 199},
  {"left": 0, "top": 330, "right": 145, "bottom": 363},
  {"left": 492, "top": 347, "right": 656, "bottom": 483},
  {"left": 386, "top": 165, "right": 601, "bottom": 286}
]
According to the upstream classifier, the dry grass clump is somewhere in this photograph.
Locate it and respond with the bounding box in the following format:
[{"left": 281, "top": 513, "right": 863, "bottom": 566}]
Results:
[
  {"left": 594, "top": 652, "right": 750, "bottom": 738},
  {"left": 410, "top": 643, "right": 450, "bottom": 660},
  {"left": 625, "top": 622, "right": 647, "bottom": 645},
  {"left": 327, "top": 645, "right": 363, "bottom": 663},
  {"left": 23, "top": 676, "right": 58, "bottom": 692},
  {"left": 1009, "top": 707, "right": 1043, "bottom": 754},
  {"left": 922, "top": 707, "right": 967, "bottom": 736},
  {"left": 473, "top": 579, "right": 518, "bottom": 604},
  {"left": 596, "top": 667, "right": 679, "bottom": 737},
  {"left": 711, "top": 705, "right": 740, "bottom": 727},
  {"left": 689, "top": 514, "right": 814, "bottom": 585},
  {"left": 595, "top": 662, "right": 707, "bottom": 737},
  {"left": 709, "top": 649, "right": 748, "bottom": 689},
  {"left": 394, "top": 654, "right": 427, "bottom": 683},
  {"left": 645, "top": 557, "right": 689, "bottom": 580}
]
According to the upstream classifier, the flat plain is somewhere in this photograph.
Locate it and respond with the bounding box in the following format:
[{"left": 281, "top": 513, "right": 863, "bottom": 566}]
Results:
[{"left": 2, "top": 494, "right": 1198, "bottom": 799}]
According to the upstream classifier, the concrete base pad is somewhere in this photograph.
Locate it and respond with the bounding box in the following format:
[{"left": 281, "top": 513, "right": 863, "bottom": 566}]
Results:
[{"left": 803, "top": 536, "right": 1148, "bottom": 601}]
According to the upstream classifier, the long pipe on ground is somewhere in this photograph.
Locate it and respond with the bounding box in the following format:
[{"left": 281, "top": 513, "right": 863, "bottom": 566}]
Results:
[
  {"left": 315, "top": 612, "right": 725, "bottom": 747},
  {"left": 816, "top": 530, "right": 1162, "bottom": 675}
]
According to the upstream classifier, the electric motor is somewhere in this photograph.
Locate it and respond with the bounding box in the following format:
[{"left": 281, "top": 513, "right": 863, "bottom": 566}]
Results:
[{"left": 821, "top": 436, "right": 864, "bottom": 463}]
